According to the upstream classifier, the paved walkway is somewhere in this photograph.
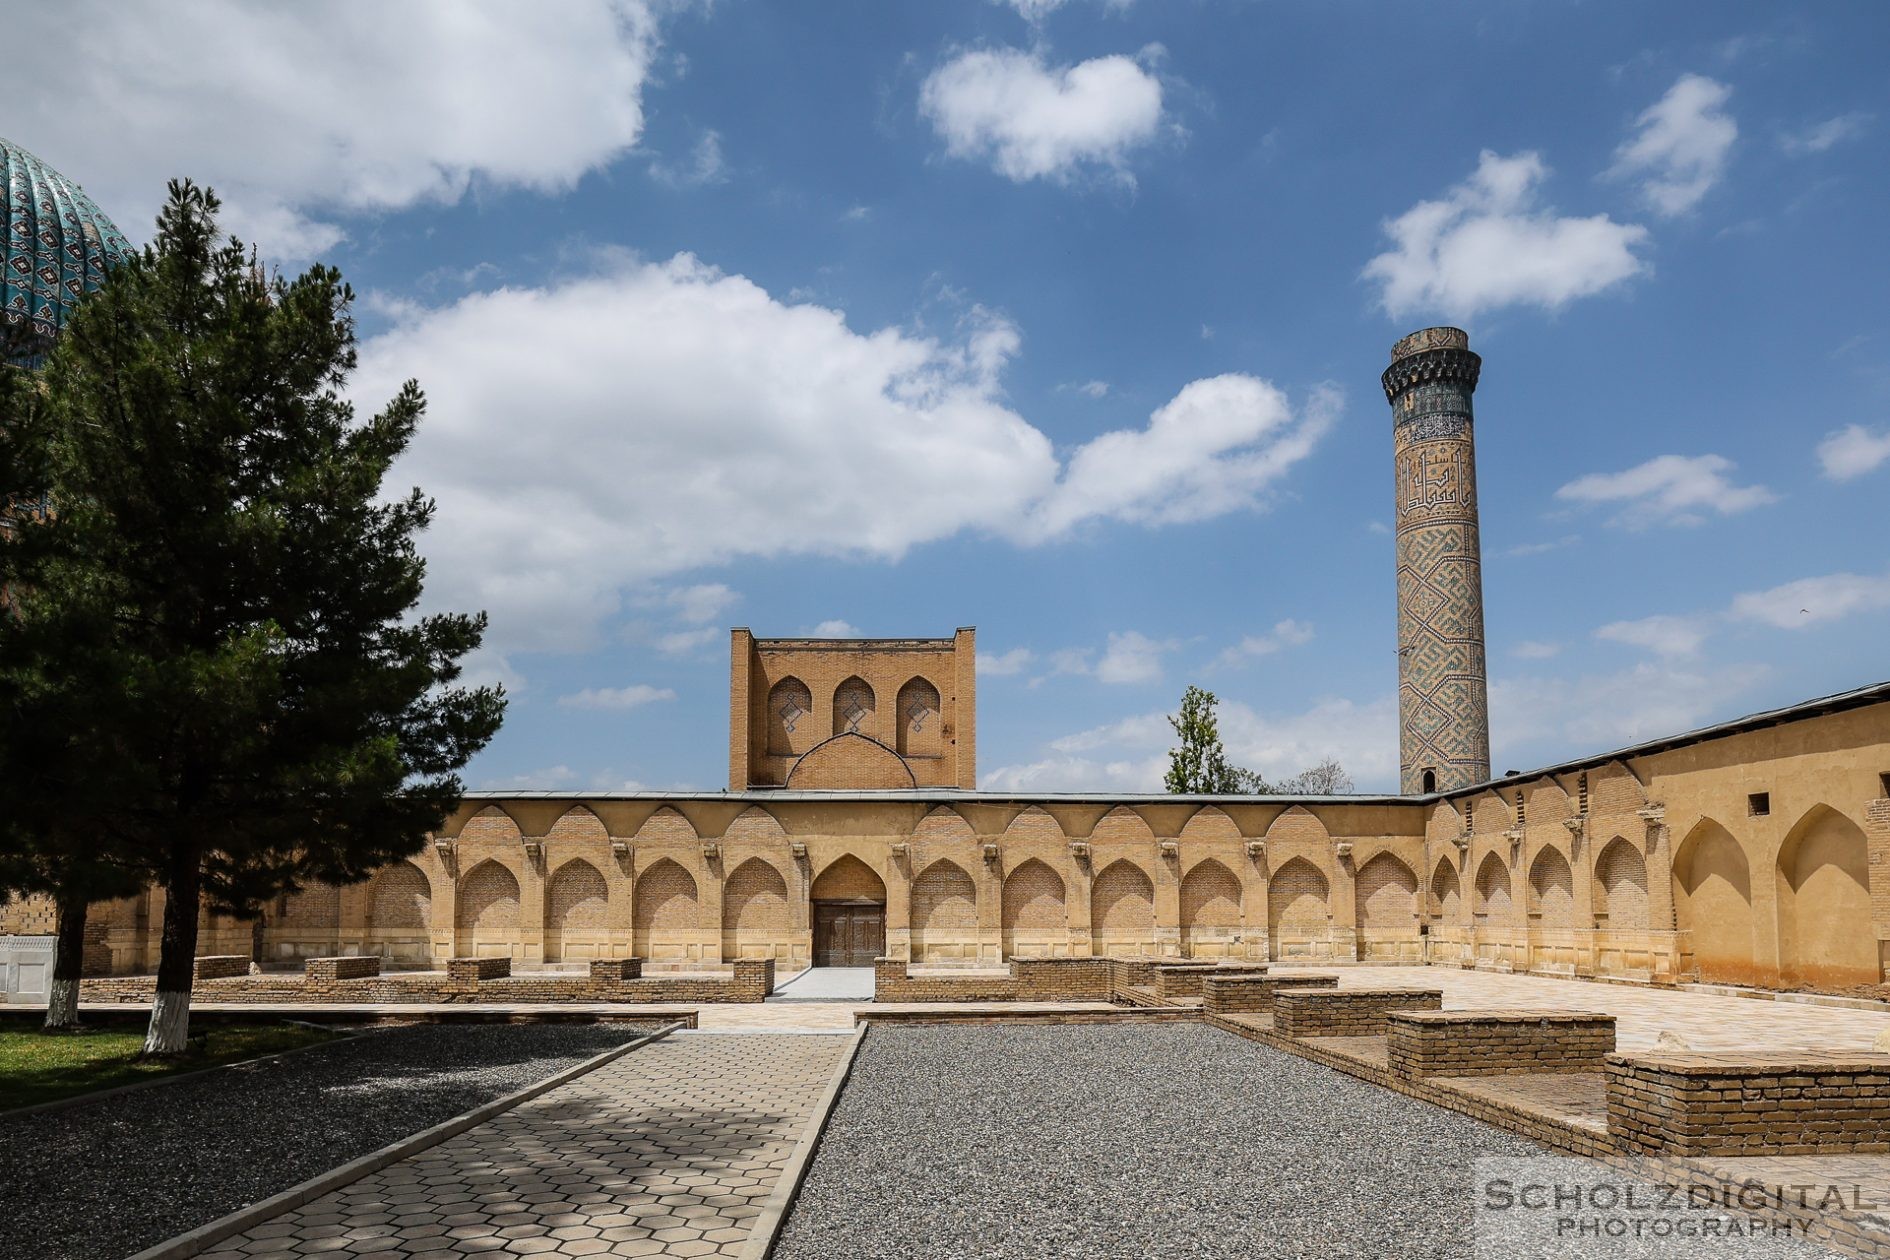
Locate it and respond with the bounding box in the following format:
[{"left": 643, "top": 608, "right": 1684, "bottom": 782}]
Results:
[
  {"left": 1291, "top": 964, "right": 1890, "bottom": 1051},
  {"left": 200, "top": 1031, "right": 851, "bottom": 1260},
  {"left": 764, "top": 967, "right": 875, "bottom": 1002}
]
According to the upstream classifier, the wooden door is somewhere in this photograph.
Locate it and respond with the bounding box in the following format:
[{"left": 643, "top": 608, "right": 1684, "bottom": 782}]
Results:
[{"left": 814, "top": 902, "right": 886, "bottom": 966}]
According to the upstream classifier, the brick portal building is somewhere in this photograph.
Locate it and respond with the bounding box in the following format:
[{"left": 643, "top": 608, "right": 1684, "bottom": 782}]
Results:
[{"left": 5, "top": 330, "right": 1889, "bottom": 993}]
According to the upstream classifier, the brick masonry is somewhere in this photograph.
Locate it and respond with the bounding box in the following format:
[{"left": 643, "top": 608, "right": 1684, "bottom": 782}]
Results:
[
  {"left": 193, "top": 955, "right": 249, "bottom": 980},
  {"left": 304, "top": 956, "right": 381, "bottom": 982},
  {"left": 1200, "top": 972, "right": 1338, "bottom": 1015},
  {"left": 1272, "top": 987, "right": 1444, "bottom": 1038},
  {"left": 1386, "top": 1009, "right": 1615, "bottom": 1080},
  {"left": 1606, "top": 1051, "right": 1890, "bottom": 1157},
  {"left": 1153, "top": 962, "right": 1270, "bottom": 1000}
]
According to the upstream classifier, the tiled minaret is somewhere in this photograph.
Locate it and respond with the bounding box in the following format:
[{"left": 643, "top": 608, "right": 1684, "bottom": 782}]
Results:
[{"left": 1384, "top": 327, "right": 1491, "bottom": 793}]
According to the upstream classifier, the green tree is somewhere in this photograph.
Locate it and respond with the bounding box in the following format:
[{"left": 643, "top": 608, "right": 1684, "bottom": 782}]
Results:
[
  {"left": 0, "top": 181, "right": 504, "bottom": 1054},
  {"left": 1165, "top": 686, "right": 1264, "bottom": 793}
]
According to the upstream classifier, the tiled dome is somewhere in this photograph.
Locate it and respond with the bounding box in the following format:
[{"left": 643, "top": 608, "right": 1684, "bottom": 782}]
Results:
[{"left": 3, "top": 137, "right": 132, "bottom": 346}]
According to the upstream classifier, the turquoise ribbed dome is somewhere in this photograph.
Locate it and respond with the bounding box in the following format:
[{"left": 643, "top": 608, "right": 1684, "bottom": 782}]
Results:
[{"left": 3, "top": 137, "right": 132, "bottom": 346}]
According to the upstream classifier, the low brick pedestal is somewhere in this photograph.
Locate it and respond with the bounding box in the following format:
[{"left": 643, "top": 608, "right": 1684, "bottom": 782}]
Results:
[
  {"left": 874, "top": 958, "right": 1020, "bottom": 1002},
  {"left": 305, "top": 956, "right": 381, "bottom": 983},
  {"left": 446, "top": 956, "right": 511, "bottom": 983},
  {"left": 1201, "top": 973, "right": 1338, "bottom": 1015},
  {"left": 1387, "top": 1010, "right": 1615, "bottom": 1081},
  {"left": 1273, "top": 988, "right": 1443, "bottom": 1039},
  {"left": 1153, "top": 963, "right": 1270, "bottom": 1001},
  {"left": 1015, "top": 958, "right": 1112, "bottom": 1001},
  {"left": 730, "top": 958, "right": 776, "bottom": 1000},
  {"left": 1607, "top": 1051, "right": 1890, "bottom": 1156},
  {"left": 193, "top": 955, "right": 250, "bottom": 980},
  {"left": 589, "top": 958, "right": 645, "bottom": 983}
]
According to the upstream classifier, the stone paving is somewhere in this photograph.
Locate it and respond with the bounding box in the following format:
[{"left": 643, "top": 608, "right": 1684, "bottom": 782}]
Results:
[{"left": 199, "top": 1031, "right": 851, "bottom": 1260}]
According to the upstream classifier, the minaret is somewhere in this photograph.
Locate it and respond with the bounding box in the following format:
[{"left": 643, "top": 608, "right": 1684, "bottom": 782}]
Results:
[{"left": 1383, "top": 327, "right": 1491, "bottom": 793}]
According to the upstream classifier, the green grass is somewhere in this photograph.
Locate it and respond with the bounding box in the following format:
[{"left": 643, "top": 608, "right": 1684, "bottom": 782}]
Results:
[{"left": 0, "top": 1021, "right": 342, "bottom": 1111}]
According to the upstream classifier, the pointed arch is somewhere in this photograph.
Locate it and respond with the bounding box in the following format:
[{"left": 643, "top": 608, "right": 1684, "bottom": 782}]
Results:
[
  {"left": 1425, "top": 800, "right": 1463, "bottom": 846},
  {"left": 545, "top": 803, "right": 608, "bottom": 849},
  {"left": 1527, "top": 847, "right": 1575, "bottom": 929},
  {"left": 1472, "top": 794, "right": 1512, "bottom": 835},
  {"left": 786, "top": 732, "right": 914, "bottom": 789},
  {"left": 832, "top": 676, "right": 877, "bottom": 738},
  {"left": 1356, "top": 853, "right": 1419, "bottom": 929},
  {"left": 910, "top": 859, "right": 979, "bottom": 962},
  {"left": 545, "top": 859, "right": 609, "bottom": 962},
  {"left": 369, "top": 862, "right": 431, "bottom": 932},
  {"left": 896, "top": 676, "right": 942, "bottom": 758},
  {"left": 633, "top": 858, "right": 699, "bottom": 960},
  {"left": 455, "top": 859, "right": 521, "bottom": 959},
  {"left": 1266, "top": 805, "right": 1330, "bottom": 846},
  {"left": 767, "top": 676, "right": 813, "bottom": 757},
  {"left": 1179, "top": 858, "right": 1242, "bottom": 959},
  {"left": 1775, "top": 805, "right": 1876, "bottom": 988},
  {"left": 634, "top": 805, "right": 698, "bottom": 845},
  {"left": 722, "top": 804, "right": 787, "bottom": 848},
  {"left": 280, "top": 881, "right": 340, "bottom": 930},
  {"left": 1430, "top": 855, "right": 1462, "bottom": 920},
  {"left": 1001, "top": 859, "right": 1066, "bottom": 959},
  {"left": 721, "top": 857, "right": 790, "bottom": 961},
  {"left": 1593, "top": 836, "right": 1649, "bottom": 932},
  {"left": 1090, "top": 859, "right": 1156, "bottom": 957},
  {"left": 911, "top": 805, "right": 977, "bottom": 855},
  {"left": 1268, "top": 856, "right": 1330, "bottom": 959},
  {"left": 1673, "top": 817, "right": 1755, "bottom": 985},
  {"left": 1473, "top": 852, "right": 1513, "bottom": 927},
  {"left": 1001, "top": 805, "right": 1065, "bottom": 845},
  {"left": 1179, "top": 806, "right": 1242, "bottom": 846},
  {"left": 1089, "top": 806, "right": 1156, "bottom": 847},
  {"left": 459, "top": 803, "right": 522, "bottom": 847},
  {"left": 811, "top": 853, "right": 887, "bottom": 903}
]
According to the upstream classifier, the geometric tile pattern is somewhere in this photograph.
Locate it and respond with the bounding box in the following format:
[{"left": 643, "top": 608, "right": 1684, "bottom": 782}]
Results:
[
  {"left": 2, "top": 136, "right": 132, "bottom": 354},
  {"left": 1386, "top": 330, "right": 1492, "bottom": 793},
  {"left": 199, "top": 1032, "right": 851, "bottom": 1259}
]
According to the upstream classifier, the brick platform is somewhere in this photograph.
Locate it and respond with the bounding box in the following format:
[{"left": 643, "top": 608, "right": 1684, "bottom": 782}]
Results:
[
  {"left": 1387, "top": 1009, "right": 1615, "bottom": 1080},
  {"left": 1607, "top": 1051, "right": 1890, "bottom": 1156},
  {"left": 193, "top": 955, "right": 249, "bottom": 980},
  {"left": 446, "top": 956, "right": 511, "bottom": 982},
  {"left": 1273, "top": 988, "right": 1444, "bottom": 1038},
  {"left": 1201, "top": 973, "right": 1338, "bottom": 1015},
  {"left": 1153, "top": 963, "right": 1269, "bottom": 1000},
  {"left": 303, "top": 956, "right": 381, "bottom": 982}
]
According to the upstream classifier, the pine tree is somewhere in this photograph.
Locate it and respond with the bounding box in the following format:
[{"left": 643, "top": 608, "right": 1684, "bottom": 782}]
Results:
[{"left": 0, "top": 182, "right": 504, "bottom": 1054}]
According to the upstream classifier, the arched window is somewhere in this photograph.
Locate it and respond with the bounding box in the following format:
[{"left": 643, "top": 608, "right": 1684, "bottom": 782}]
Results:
[
  {"left": 767, "top": 677, "right": 812, "bottom": 757},
  {"left": 896, "top": 676, "right": 942, "bottom": 758},
  {"left": 832, "top": 676, "right": 876, "bottom": 738},
  {"left": 1421, "top": 769, "right": 1437, "bottom": 794}
]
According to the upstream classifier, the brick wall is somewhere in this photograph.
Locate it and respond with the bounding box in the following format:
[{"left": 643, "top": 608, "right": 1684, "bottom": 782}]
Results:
[
  {"left": 1606, "top": 1052, "right": 1890, "bottom": 1156},
  {"left": 1272, "top": 988, "right": 1443, "bottom": 1038},
  {"left": 1386, "top": 1009, "right": 1615, "bottom": 1080},
  {"left": 1015, "top": 958, "right": 1114, "bottom": 1001},
  {"left": 305, "top": 956, "right": 381, "bottom": 982},
  {"left": 1153, "top": 962, "right": 1269, "bottom": 1000},
  {"left": 446, "top": 956, "right": 511, "bottom": 982},
  {"left": 82, "top": 958, "right": 771, "bottom": 1005},
  {"left": 193, "top": 955, "right": 249, "bottom": 980},
  {"left": 1201, "top": 973, "right": 1338, "bottom": 1014},
  {"left": 874, "top": 957, "right": 1019, "bottom": 1002}
]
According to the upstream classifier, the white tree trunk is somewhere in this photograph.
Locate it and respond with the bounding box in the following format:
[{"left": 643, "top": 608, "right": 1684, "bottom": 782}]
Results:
[
  {"left": 143, "top": 989, "right": 192, "bottom": 1056},
  {"left": 44, "top": 976, "right": 80, "bottom": 1030}
]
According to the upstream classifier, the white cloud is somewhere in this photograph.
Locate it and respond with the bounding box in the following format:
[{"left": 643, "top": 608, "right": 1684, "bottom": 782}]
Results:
[
  {"left": 977, "top": 647, "right": 1035, "bottom": 676},
  {"left": 1061, "top": 380, "right": 1111, "bottom": 399},
  {"left": 1491, "top": 662, "right": 1768, "bottom": 759},
  {"left": 1363, "top": 151, "right": 1649, "bottom": 320},
  {"left": 1595, "top": 614, "right": 1708, "bottom": 658},
  {"left": 649, "top": 129, "right": 727, "bottom": 188},
  {"left": 808, "top": 620, "right": 864, "bottom": 638},
  {"left": 1024, "top": 377, "right": 1338, "bottom": 541},
  {"left": 654, "top": 626, "right": 720, "bottom": 656},
  {"left": 1781, "top": 112, "right": 1871, "bottom": 156},
  {"left": 360, "top": 252, "right": 1332, "bottom": 665},
  {"left": 985, "top": 693, "right": 1400, "bottom": 793},
  {"left": 1610, "top": 74, "right": 1737, "bottom": 216},
  {"left": 1728, "top": 571, "right": 1890, "bottom": 629},
  {"left": 920, "top": 47, "right": 1164, "bottom": 184},
  {"left": 3, "top": 0, "right": 663, "bottom": 260},
  {"left": 1502, "top": 535, "right": 1581, "bottom": 559},
  {"left": 556, "top": 683, "right": 677, "bottom": 710},
  {"left": 1510, "top": 640, "right": 1562, "bottom": 660},
  {"left": 1095, "top": 631, "right": 1172, "bottom": 684},
  {"left": 1214, "top": 619, "right": 1314, "bottom": 668},
  {"left": 1817, "top": 425, "right": 1890, "bottom": 482},
  {"left": 992, "top": 0, "right": 1135, "bottom": 21},
  {"left": 1555, "top": 454, "right": 1776, "bottom": 527},
  {"left": 480, "top": 764, "right": 580, "bottom": 790}
]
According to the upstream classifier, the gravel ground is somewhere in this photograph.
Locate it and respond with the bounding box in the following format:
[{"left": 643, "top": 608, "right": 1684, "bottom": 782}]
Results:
[
  {"left": 0, "top": 1021, "right": 655, "bottom": 1260},
  {"left": 771, "top": 1025, "right": 1839, "bottom": 1260}
]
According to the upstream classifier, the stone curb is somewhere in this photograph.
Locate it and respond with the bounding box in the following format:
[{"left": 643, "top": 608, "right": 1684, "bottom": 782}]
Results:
[
  {"left": 0, "top": 1023, "right": 378, "bottom": 1121},
  {"left": 735, "top": 1022, "right": 868, "bottom": 1260},
  {"left": 122, "top": 1021, "right": 684, "bottom": 1260}
]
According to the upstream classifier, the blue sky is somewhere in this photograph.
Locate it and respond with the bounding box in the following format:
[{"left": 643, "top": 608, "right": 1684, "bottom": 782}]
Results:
[{"left": 9, "top": 1, "right": 1889, "bottom": 793}]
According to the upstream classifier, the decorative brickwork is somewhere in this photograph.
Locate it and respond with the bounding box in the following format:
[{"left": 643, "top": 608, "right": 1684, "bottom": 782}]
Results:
[
  {"left": 1606, "top": 1052, "right": 1890, "bottom": 1156},
  {"left": 1386, "top": 1010, "right": 1615, "bottom": 1080},
  {"left": 1272, "top": 987, "right": 1444, "bottom": 1038}
]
